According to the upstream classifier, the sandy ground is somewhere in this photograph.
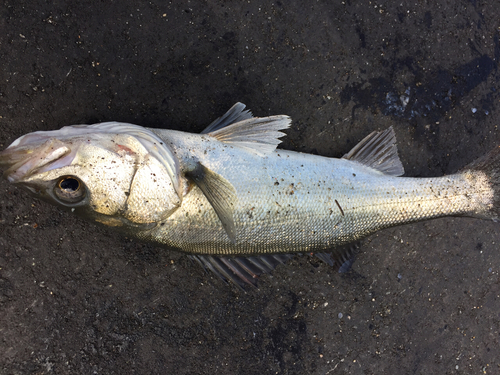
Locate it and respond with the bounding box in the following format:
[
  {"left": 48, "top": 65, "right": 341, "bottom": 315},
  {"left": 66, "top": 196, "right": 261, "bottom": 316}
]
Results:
[{"left": 1, "top": 1, "right": 499, "bottom": 374}]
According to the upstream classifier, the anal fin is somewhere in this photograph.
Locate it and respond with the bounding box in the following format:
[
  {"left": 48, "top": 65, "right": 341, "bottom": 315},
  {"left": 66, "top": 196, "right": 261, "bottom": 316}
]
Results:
[{"left": 189, "top": 244, "right": 358, "bottom": 290}]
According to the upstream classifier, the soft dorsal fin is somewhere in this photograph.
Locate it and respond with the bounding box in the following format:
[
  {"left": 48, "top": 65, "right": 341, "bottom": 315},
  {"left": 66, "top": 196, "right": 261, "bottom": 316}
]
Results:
[
  {"left": 186, "top": 163, "right": 238, "bottom": 243},
  {"left": 342, "top": 127, "right": 404, "bottom": 176},
  {"left": 208, "top": 115, "right": 291, "bottom": 156},
  {"left": 201, "top": 102, "right": 254, "bottom": 134}
]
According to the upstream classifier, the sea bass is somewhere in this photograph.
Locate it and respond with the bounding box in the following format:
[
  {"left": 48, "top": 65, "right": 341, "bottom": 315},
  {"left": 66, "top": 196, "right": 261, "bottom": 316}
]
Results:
[{"left": 1, "top": 103, "right": 499, "bottom": 287}]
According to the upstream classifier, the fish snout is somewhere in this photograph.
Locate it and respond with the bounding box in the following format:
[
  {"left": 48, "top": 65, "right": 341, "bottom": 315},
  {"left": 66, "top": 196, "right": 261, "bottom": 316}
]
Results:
[{"left": 0, "top": 139, "right": 71, "bottom": 183}]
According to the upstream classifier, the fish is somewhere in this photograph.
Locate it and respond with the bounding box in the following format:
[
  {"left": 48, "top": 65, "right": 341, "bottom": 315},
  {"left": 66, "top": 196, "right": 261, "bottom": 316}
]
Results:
[{"left": 1, "top": 102, "right": 499, "bottom": 288}]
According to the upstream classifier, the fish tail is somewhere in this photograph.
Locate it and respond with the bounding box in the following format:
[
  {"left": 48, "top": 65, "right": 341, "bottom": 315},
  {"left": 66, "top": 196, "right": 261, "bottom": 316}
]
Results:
[{"left": 461, "top": 145, "right": 500, "bottom": 221}]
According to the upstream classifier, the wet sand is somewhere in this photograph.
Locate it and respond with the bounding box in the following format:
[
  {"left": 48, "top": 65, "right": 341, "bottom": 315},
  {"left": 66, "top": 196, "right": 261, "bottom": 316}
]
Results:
[{"left": 1, "top": 2, "right": 499, "bottom": 374}]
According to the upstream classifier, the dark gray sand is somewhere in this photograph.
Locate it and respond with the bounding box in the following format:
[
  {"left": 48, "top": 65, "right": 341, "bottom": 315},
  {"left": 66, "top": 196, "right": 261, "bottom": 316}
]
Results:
[{"left": 1, "top": 1, "right": 499, "bottom": 374}]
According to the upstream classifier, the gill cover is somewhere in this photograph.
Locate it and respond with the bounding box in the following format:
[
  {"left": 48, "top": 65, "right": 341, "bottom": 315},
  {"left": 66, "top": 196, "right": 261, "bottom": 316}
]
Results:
[
  {"left": 72, "top": 122, "right": 183, "bottom": 223},
  {"left": 73, "top": 122, "right": 182, "bottom": 202}
]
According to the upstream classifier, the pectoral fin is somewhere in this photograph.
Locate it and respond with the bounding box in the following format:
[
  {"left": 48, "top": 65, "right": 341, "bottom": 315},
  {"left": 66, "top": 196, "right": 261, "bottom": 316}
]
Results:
[{"left": 187, "top": 163, "right": 237, "bottom": 242}]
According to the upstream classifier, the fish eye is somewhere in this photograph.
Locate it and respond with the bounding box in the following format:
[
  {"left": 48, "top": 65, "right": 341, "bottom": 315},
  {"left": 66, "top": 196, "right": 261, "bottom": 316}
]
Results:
[{"left": 54, "top": 176, "right": 86, "bottom": 203}]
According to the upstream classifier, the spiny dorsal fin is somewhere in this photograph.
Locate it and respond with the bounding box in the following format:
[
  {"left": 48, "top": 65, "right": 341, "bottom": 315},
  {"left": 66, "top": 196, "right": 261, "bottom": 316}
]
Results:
[
  {"left": 201, "top": 102, "right": 254, "bottom": 134},
  {"left": 208, "top": 115, "right": 291, "bottom": 156},
  {"left": 342, "top": 126, "right": 404, "bottom": 176},
  {"left": 186, "top": 163, "right": 238, "bottom": 243}
]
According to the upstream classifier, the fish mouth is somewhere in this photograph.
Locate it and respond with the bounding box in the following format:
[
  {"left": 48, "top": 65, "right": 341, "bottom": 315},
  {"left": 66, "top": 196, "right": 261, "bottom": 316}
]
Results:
[{"left": 0, "top": 138, "right": 72, "bottom": 183}]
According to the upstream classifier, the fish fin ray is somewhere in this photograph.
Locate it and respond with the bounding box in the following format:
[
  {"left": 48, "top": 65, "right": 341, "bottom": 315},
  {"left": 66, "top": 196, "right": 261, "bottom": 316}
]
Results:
[
  {"left": 189, "top": 254, "right": 294, "bottom": 289},
  {"left": 191, "top": 247, "right": 357, "bottom": 289},
  {"left": 201, "top": 102, "right": 254, "bottom": 134},
  {"left": 209, "top": 115, "right": 291, "bottom": 156},
  {"left": 186, "top": 163, "right": 237, "bottom": 242},
  {"left": 314, "top": 243, "right": 358, "bottom": 273},
  {"left": 342, "top": 127, "right": 404, "bottom": 176}
]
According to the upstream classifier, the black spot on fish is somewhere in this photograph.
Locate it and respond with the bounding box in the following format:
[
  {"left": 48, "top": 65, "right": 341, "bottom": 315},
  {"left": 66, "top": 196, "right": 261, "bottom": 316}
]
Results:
[{"left": 335, "top": 200, "right": 345, "bottom": 216}]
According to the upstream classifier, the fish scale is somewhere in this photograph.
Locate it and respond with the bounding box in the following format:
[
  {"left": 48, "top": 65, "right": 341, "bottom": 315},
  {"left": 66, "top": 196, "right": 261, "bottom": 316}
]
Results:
[{"left": 141, "top": 143, "right": 489, "bottom": 256}]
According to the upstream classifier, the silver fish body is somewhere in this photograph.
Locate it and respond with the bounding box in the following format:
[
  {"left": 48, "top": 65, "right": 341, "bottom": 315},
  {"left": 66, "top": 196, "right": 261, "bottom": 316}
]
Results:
[
  {"left": 142, "top": 128, "right": 492, "bottom": 256},
  {"left": 1, "top": 103, "right": 499, "bottom": 285}
]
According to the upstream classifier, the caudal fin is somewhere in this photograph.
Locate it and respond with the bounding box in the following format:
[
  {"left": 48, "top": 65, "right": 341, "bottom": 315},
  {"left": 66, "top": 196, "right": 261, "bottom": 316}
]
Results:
[{"left": 462, "top": 145, "right": 500, "bottom": 221}]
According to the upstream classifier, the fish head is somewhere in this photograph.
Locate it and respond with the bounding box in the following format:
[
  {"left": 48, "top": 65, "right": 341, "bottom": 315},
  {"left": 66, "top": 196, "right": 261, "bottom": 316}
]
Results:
[{"left": 0, "top": 122, "right": 183, "bottom": 229}]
